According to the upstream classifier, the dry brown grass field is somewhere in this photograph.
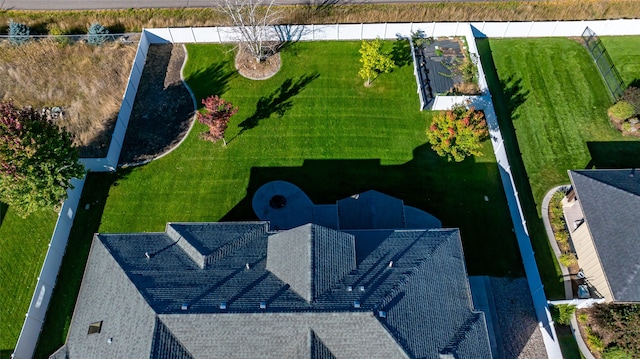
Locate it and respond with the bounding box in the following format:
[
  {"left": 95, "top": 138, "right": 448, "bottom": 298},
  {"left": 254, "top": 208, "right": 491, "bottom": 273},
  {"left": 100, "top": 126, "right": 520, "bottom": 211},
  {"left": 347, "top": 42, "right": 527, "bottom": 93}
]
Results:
[
  {"left": 0, "top": 0, "right": 637, "bottom": 35},
  {"left": 0, "top": 40, "right": 136, "bottom": 157}
]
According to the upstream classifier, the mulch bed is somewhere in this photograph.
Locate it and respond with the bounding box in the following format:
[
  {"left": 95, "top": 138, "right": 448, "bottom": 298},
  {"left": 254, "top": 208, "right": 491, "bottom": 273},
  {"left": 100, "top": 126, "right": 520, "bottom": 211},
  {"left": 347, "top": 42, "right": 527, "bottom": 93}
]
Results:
[{"left": 118, "top": 44, "right": 195, "bottom": 165}]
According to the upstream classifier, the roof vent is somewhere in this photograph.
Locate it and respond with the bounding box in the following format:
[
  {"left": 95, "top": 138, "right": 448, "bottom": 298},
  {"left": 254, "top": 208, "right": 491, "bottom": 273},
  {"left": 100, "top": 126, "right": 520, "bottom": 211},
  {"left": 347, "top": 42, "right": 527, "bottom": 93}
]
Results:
[
  {"left": 347, "top": 285, "right": 353, "bottom": 292},
  {"left": 353, "top": 301, "right": 361, "bottom": 308},
  {"left": 144, "top": 252, "right": 151, "bottom": 259},
  {"left": 351, "top": 194, "right": 360, "bottom": 200},
  {"left": 378, "top": 311, "right": 387, "bottom": 318},
  {"left": 219, "top": 302, "right": 227, "bottom": 310},
  {"left": 359, "top": 285, "right": 365, "bottom": 292},
  {"left": 260, "top": 301, "right": 267, "bottom": 309},
  {"left": 388, "top": 261, "right": 393, "bottom": 268},
  {"left": 245, "top": 263, "right": 251, "bottom": 270},
  {"left": 181, "top": 303, "right": 188, "bottom": 311},
  {"left": 107, "top": 337, "right": 113, "bottom": 344}
]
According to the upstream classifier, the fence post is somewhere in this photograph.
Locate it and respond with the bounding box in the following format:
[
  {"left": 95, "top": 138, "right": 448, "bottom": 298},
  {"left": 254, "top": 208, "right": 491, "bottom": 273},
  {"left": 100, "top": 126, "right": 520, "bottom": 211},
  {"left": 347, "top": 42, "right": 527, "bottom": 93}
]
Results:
[
  {"left": 360, "top": 23, "right": 363, "bottom": 40},
  {"left": 384, "top": 22, "right": 388, "bottom": 39},
  {"left": 527, "top": 21, "right": 534, "bottom": 37},
  {"left": 167, "top": 27, "right": 174, "bottom": 43},
  {"left": 190, "top": 27, "right": 196, "bottom": 43},
  {"left": 337, "top": 23, "right": 339, "bottom": 40},
  {"left": 217, "top": 27, "right": 222, "bottom": 42}
]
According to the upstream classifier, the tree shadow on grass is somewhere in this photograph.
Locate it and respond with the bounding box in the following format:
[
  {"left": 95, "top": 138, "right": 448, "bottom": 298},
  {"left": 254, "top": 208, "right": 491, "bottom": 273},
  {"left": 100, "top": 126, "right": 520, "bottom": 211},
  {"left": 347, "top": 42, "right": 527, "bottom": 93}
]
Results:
[
  {"left": 391, "top": 37, "right": 412, "bottom": 68},
  {"left": 184, "top": 62, "right": 237, "bottom": 106},
  {"left": 476, "top": 38, "right": 565, "bottom": 299},
  {"left": 586, "top": 141, "right": 640, "bottom": 169},
  {"left": 0, "top": 202, "right": 7, "bottom": 229},
  {"left": 234, "top": 72, "right": 319, "bottom": 138},
  {"left": 33, "top": 169, "right": 131, "bottom": 359},
  {"left": 221, "top": 143, "right": 523, "bottom": 279}
]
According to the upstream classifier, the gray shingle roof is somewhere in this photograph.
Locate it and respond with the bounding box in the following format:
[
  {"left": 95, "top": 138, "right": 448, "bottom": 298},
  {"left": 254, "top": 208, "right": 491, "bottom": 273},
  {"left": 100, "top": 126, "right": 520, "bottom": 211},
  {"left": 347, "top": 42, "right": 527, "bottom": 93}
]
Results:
[
  {"left": 266, "top": 224, "right": 356, "bottom": 302},
  {"left": 60, "top": 221, "right": 490, "bottom": 358},
  {"left": 569, "top": 169, "right": 640, "bottom": 302}
]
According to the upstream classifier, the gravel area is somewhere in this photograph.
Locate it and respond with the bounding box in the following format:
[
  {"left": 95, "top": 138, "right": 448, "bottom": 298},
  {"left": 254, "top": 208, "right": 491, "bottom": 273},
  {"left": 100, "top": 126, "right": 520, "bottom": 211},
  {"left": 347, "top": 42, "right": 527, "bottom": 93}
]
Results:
[
  {"left": 490, "top": 277, "right": 548, "bottom": 359},
  {"left": 119, "top": 44, "right": 195, "bottom": 165}
]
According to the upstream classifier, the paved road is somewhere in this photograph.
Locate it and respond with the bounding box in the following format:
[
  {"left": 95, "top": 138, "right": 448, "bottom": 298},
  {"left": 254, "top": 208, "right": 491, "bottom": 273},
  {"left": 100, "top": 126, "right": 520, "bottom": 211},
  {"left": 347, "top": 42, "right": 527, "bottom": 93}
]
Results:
[{"left": 1, "top": 0, "right": 499, "bottom": 10}]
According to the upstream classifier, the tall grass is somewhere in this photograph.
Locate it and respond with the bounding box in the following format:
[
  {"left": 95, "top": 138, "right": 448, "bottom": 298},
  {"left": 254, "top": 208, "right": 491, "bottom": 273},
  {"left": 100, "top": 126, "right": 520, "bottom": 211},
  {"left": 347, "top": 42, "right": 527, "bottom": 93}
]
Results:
[
  {"left": 0, "top": 0, "right": 638, "bottom": 35},
  {"left": 0, "top": 40, "right": 136, "bottom": 157}
]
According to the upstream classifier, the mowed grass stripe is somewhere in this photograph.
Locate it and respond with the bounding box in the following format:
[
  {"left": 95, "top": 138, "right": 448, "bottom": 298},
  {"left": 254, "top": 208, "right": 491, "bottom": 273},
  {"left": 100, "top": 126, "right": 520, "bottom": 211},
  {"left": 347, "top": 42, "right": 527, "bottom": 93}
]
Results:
[{"left": 479, "top": 37, "right": 640, "bottom": 299}]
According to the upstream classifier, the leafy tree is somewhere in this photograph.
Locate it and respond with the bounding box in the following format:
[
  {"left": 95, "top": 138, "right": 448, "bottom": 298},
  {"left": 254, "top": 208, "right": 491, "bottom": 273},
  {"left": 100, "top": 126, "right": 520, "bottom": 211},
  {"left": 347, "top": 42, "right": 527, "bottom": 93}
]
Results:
[
  {"left": 214, "top": 0, "right": 280, "bottom": 63},
  {"left": 0, "top": 101, "right": 85, "bottom": 217},
  {"left": 87, "top": 22, "right": 109, "bottom": 46},
  {"left": 197, "top": 96, "right": 238, "bottom": 145},
  {"left": 8, "top": 19, "right": 29, "bottom": 45},
  {"left": 426, "top": 104, "right": 489, "bottom": 162},
  {"left": 359, "top": 38, "right": 395, "bottom": 87}
]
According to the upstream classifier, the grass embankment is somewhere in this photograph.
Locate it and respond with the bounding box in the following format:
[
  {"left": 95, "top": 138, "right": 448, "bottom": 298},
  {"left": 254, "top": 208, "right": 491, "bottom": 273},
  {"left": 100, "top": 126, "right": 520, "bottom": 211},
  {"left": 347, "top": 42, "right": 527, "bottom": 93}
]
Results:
[
  {"left": 34, "top": 41, "right": 521, "bottom": 357},
  {"left": 0, "top": 40, "right": 136, "bottom": 157},
  {"left": 0, "top": 0, "right": 638, "bottom": 34},
  {"left": 478, "top": 37, "right": 640, "bottom": 299}
]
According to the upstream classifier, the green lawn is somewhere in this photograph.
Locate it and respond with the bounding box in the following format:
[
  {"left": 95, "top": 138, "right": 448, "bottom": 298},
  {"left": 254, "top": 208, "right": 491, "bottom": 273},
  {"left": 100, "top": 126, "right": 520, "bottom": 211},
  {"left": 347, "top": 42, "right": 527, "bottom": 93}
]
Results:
[
  {"left": 601, "top": 36, "right": 640, "bottom": 87},
  {"left": 99, "top": 41, "right": 521, "bottom": 281},
  {"left": 33, "top": 41, "right": 521, "bottom": 357},
  {"left": 478, "top": 37, "right": 640, "bottom": 299},
  {"left": 0, "top": 207, "right": 57, "bottom": 358}
]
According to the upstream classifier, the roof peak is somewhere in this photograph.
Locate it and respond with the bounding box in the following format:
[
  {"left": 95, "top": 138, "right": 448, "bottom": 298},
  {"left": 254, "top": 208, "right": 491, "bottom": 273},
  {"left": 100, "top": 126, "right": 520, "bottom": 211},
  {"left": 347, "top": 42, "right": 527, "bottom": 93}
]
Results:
[{"left": 266, "top": 224, "right": 356, "bottom": 302}]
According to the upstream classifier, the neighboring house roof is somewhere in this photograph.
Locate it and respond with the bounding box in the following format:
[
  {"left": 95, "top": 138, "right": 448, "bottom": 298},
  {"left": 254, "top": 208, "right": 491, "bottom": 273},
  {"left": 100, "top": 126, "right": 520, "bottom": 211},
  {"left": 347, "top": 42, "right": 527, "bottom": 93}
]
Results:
[
  {"left": 58, "top": 219, "right": 491, "bottom": 358},
  {"left": 569, "top": 169, "right": 640, "bottom": 302}
]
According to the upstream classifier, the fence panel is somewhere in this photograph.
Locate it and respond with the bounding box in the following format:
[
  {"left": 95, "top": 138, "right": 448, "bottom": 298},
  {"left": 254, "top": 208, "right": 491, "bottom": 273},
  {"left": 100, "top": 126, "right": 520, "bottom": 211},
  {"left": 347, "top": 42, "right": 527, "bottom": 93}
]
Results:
[
  {"left": 170, "top": 27, "right": 196, "bottom": 43},
  {"left": 337, "top": 24, "right": 364, "bottom": 40},
  {"left": 432, "top": 22, "right": 460, "bottom": 37},
  {"left": 386, "top": 23, "right": 411, "bottom": 38}
]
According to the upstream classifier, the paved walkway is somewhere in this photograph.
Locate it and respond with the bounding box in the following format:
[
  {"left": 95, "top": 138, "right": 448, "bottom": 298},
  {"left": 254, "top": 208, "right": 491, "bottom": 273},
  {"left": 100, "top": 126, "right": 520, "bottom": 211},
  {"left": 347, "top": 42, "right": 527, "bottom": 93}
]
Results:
[{"left": 541, "top": 186, "right": 573, "bottom": 300}]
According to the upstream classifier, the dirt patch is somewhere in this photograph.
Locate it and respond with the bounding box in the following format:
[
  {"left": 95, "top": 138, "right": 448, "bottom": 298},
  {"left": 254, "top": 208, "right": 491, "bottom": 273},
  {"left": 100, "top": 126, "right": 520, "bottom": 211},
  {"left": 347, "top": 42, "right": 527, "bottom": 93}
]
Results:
[
  {"left": 235, "top": 48, "right": 281, "bottom": 80},
  {"left": 0, "top": 40, "right": 136, "bottom": 157},
  {"left": 118, "top": 44, "right": 195, "bottom": 165}
]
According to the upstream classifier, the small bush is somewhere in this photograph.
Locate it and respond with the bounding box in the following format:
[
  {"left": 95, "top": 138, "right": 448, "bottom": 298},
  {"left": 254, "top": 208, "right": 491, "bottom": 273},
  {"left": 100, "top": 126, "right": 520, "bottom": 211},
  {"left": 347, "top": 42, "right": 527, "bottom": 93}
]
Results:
[
  {"left": 609, "top": 100, "right": 634, "bottom": 120},
  {"left": 555, "top": 230, "right": 569, "bottom": 244},
  {"left": 578, "top": 312, "right": 589, "bottom": 323},
  {"left": 586, "top": 328, "right": 605, "bottom": 353},
  {"left": 602, "top": 346, "right": 633, "bottom": 359},
  {"left": 551, "top": 304, "right": 576, "bottom": 325},
  {"left": 87, "top": 22, "right": 109, "bottom": 46},
  {"left": 559, "top": 252, "right": 578, "bottom": 267},
  {"left": 8, "top": 19, "right": 29, "bottom": 45}
]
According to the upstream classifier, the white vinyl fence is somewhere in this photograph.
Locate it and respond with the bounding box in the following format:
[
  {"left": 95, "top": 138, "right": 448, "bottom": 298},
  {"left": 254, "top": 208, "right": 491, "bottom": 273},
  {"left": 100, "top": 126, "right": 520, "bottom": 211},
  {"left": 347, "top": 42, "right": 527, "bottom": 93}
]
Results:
[
  {"left": 13, "top": 19, "right": 640, "bottom": 359},
  {"left": 11, "top": 32, "right": 152, "bottom": 359}
]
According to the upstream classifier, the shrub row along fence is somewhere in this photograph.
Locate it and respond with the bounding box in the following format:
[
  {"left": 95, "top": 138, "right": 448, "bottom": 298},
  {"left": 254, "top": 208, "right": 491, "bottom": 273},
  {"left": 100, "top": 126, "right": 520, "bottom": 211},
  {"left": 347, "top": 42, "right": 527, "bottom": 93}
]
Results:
[
  {"left": 582, "top": 27, "right": 625, "bottom": 100},
  {"left": 13, "top": 19, "right": 640, "bottom": 359}
]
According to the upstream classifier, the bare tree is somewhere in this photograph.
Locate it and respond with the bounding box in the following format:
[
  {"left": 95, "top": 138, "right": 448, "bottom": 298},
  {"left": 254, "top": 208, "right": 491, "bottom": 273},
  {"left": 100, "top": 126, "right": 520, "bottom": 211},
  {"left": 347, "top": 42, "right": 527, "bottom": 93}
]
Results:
[{"left": 215, "top": 0, "right": 281, "bottom": 63}]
